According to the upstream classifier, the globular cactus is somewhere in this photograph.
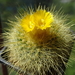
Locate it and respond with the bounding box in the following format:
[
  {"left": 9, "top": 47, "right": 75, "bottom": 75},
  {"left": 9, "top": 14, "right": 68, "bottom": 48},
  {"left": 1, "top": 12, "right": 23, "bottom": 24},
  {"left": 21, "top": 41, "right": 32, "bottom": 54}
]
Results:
[{"left": 1, "top": 6, "right": 74, "bottom": 75}]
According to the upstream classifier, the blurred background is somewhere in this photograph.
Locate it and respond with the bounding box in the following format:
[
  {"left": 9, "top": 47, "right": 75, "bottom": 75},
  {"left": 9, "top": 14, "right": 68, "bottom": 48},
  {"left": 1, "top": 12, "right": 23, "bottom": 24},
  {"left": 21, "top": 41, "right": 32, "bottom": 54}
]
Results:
[{"left": 0, "top": 0, "right": 75, "bottom": 75}]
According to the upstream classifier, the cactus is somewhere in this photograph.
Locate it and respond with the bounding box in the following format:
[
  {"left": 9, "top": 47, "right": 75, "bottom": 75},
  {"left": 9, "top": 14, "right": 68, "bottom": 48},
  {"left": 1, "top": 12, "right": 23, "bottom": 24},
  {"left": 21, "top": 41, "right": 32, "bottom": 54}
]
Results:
[{"left": 1, "top": 6, "right": 74, "bottom": 75}]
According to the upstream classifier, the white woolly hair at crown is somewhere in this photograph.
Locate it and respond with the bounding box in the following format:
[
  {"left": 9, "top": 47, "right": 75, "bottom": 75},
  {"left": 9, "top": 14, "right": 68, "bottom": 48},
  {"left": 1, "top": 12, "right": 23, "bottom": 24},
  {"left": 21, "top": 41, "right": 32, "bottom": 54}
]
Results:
[{"left": 1, "top": 6, "right": 74, "bottom": 75}]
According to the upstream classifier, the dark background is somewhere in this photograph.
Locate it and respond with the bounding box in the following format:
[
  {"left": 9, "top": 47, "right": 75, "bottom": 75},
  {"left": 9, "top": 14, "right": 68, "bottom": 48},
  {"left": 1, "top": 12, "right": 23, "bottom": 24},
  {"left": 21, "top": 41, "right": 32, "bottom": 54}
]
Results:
[{"left": 0, "top": 0, "right": 75, "bottom": 75}]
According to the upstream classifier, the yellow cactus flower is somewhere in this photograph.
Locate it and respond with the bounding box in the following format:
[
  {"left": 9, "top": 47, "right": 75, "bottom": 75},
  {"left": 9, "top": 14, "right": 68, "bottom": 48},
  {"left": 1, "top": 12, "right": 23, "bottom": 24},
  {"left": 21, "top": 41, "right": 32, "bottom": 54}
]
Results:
[
  {"left": 21, "top": 14, "right": 35, "bottom": 32},
  {"left": 20, "top": 9, "right": 54, "bottom": 32},
  {"left": 33, "top": 10, "right": 53, "bottom": 30}
]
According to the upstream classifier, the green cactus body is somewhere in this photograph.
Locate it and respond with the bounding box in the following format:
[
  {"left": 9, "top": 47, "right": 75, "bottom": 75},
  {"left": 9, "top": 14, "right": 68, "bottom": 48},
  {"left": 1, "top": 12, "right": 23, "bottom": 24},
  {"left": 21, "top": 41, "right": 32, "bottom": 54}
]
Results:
[{"left": 2, "top": 7, "right": 74, "bottom": 75}]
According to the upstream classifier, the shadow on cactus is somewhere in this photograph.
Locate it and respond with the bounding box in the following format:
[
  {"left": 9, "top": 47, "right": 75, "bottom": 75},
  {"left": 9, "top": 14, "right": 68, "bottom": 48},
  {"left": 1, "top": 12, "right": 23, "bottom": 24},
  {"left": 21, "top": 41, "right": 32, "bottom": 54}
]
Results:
[{"left": 0, "top": 6, "right": 75, "bottom": 75}]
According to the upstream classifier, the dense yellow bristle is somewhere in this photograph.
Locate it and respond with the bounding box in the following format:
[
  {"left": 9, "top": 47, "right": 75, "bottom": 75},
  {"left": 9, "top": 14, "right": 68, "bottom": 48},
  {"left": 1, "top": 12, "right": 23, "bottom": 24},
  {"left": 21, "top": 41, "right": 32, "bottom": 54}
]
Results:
[{"left": 1, "top": 6, "right": 74, "bottom": 75}]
